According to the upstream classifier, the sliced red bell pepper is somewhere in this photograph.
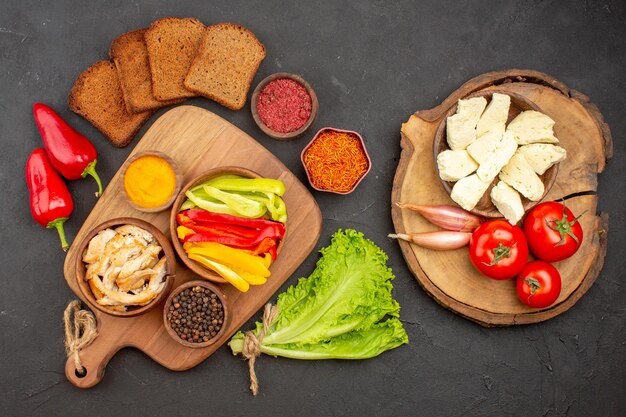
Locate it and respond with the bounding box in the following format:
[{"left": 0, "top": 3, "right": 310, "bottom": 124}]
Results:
[
  {"left": 268, "top": 244, "right": 277, "bottom": 261},
  {"left": 184, "top": 233, "right": 258, "bottom": 248},
  {"left": 184, "top": 226, "right": 281, "bottom": 248},
  {"left": 252, "top": 237, "right": 278, "bottom": 260},
  {"left": 185, "top": 210, "right": 286, "bottom": 237},
  {"left": 176, "top": 212, "right": 257, "bottom": 239}
]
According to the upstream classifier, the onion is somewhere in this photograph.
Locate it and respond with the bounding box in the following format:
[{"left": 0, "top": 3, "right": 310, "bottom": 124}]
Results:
[
  {"left": 388, "top": 231, "right": 471, "bottom": 250},
  {"left": 395, "top": 203, "right": 482, "bottom": 232}
]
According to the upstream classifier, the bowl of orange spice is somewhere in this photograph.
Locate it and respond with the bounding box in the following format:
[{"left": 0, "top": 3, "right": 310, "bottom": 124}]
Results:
[
  {"left": 301, "top": 127, "right": 371, "bottom": 194},
  {"left": 120, "top": 151, "right": 182, "bottom": 212}
]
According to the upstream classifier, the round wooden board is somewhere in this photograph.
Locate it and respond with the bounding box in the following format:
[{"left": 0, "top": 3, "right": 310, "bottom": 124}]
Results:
[{"left": 391, "top": 69, "right": 612, "bottom": 327}]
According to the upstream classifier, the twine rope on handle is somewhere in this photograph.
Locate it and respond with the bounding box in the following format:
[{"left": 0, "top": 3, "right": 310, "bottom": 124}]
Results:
[
  {"left": 241, "top": 303, "right": 280, "bottom": 396},
  {"left": 63, "top": 300, "right": 98, "bottom": 375}
]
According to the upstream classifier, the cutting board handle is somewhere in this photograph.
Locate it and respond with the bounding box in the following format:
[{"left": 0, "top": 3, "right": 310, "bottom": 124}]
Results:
[{"left": 64, "top": 333, "right": 123, "bottom": 388}]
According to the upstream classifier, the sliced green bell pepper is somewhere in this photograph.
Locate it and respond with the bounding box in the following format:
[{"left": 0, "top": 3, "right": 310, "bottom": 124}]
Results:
[
  {"left": 240, "top": 192, "right": 287, "bottom": 223},
  {"left": 184, "top": 190, "right": 241, "bottom": 216},
  {"left": 208, "top": 177, "right": 286, "bottom": 197},
  {"left": 203, "top": 185, "right": 267, "bottom": 218}
]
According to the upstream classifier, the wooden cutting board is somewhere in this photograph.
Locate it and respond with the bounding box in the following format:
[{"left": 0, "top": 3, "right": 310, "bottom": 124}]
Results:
[
  {"left": 63, "top": 105, "right": 322, "bottom": 387},
  {"left": 392, "top": 69, "right": 612, "bottom": 327}
]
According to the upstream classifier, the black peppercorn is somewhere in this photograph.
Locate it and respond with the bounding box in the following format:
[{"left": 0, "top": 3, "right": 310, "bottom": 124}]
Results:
[{"left": 167, "top": 286, "right": 224, "bottom": 344}]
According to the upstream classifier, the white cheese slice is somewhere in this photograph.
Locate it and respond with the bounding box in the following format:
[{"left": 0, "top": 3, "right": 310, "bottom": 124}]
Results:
[
  {"left": 437, "top": 150, "right": 479, "bottom": 182},
  {"left": 450, "top": 174, "right": 490, "bottom": 212},
  {"left": 475, "top": 93, "right": 510, "bottom": 138},
  {"left": 506, "top": 110, "right": 559, "bottom": 145},
  {"left": 516, "top": 143, "right": 567, "bottom": 175},
  {"left": 499, "top": 153, "right": 544, "bottom": 201},
  {"left": 476, "top": 131, "right": 518, "bottom": 182},
  {"left": 457, "top": 97, "right": 488, "bottom": 118},
  {"left": 446, "top": 97, "right": 488, "bottom": 150},
  {"left": 467, "top": 129, "right": 502, "bottom": 164},
  {"left": 490, "top": 181, "right": 525, "bottom": 225}
]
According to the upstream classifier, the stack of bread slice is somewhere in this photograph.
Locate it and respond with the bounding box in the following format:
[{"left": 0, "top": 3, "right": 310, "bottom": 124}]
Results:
[{"left": 68, "top": 17, "right": 266, "bottom": 147}]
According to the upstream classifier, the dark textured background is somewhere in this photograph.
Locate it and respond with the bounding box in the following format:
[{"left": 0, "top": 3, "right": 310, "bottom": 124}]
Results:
[{"left": 1, "top": 1, "right": 624, "bottom": 416}]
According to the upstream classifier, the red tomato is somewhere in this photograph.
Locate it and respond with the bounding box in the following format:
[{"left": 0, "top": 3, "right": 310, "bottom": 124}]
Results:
[
  {"left": 523, "top": 202, "right": 583, "bottom": 262},
  {"left": 516, "top": 261, "right": 562, "bottom": 308},
  {"left": 469, "top": 220, "right": 529, "bottom": 280}
]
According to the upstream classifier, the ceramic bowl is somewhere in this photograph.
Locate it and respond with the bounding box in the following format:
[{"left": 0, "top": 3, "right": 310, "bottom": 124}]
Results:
[
  {"left": 251, "top": 72, "right": 318, "bottom": 141},
  {"left": 75, "top": 217, "right": 176, "bottom": 318},
  {"left": 170, "top": 166, "right": 285, "bottom": 284},
  {"left": 301, "top": 127, "right": 372, "bottom": 195},
  {"left": 162, "top": 280, "right": 229, "bottom": 348},
  {"left": 433, "top": 90, "right": 558, "bottom": 218},
  {"left": 119, "top": 150, "right": 182, "bottom": 213}
]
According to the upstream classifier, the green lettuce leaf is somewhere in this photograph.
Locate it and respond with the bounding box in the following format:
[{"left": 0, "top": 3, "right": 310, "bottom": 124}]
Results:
[
  {"left": 229, "top": 319, "right": 408, "bottom": 360},
  {"left": 229, "top": 229, "right": 408, "bottom": 360}
]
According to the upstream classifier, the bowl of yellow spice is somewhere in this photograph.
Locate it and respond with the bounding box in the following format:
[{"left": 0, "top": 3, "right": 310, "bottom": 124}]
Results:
[{"left": 121, "top": 151, "right": 182, "bottom": 212}]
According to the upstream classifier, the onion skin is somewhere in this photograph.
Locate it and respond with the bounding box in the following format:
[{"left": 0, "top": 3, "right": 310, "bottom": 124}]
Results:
[
  {"left": 395, "top": 203, "right": 482, "bottom": 232},
  {"left": 388, "top": 231, "right": 471, "bottom": 250}
]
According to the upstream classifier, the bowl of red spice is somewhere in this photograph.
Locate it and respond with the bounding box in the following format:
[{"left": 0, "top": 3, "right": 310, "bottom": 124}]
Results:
[
  {"left": 251, "top": 72, "right": 318, "bottom": 141},
  {"left": 301, "top": 127, "right": 371, "bottom": 194}
]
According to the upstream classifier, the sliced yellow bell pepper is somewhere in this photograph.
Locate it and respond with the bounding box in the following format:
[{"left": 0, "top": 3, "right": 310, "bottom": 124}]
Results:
[
  {"left": 261, "top": 253, "right": 272, "bottom": 269},
  {"left": 186, "top": 243, "right": 271, "bottom": 277},
  {"left": 238, "top": 250, "right": 272, "bottom": 268},
  {"left": 177, "top": 225, "right": 195, "bottom": 240},
  {"left": 231, "top": 267, "right": 267, "bottom": 286},
  {"left": 187, "top": 253, "right": 250, "bottom": 292}
]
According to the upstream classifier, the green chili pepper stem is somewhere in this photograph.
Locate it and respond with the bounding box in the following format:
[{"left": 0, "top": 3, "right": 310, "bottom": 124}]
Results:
[
  {"left": 47, "top": 217, "right": 69, "bottom": 251},
  {"left": 81, "top": 160, "right": 103, "bottom": 197}
]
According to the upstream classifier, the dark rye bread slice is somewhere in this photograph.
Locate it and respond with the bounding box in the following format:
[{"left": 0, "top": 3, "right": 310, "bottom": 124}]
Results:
[
  {"left": 68, "top": 61, "right": 154, "bottom": 147},
  {"left": 144, "top": 17, "right": 205, "bottom": 101},
  {"left": 184, "top": 23, "right": 266, "bottom": 110},
  {"left": 109, "top": 28, "right": 182, "bottom": 113}
]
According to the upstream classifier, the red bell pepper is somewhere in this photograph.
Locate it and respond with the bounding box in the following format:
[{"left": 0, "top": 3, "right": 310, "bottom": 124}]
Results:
[
  {"left": 185, "top": 209, "right": 286, "bottom": 237},
  {"left": 26, "top": 148, "right": 74, "bottom": 251},
  {"left": 33, "top": 103, "right": 103, "bottom": 197}
]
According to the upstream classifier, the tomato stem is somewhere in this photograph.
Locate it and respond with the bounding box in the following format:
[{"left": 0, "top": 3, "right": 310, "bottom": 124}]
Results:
[
  {"left": 482, "top": 243, "right": 511, "bottom": 266},
  {"left": 525, "top": 277, "right": 541, "bottom": 296},
  {"left": 546, "top": 206, "right": 586, "bottom": 247}
]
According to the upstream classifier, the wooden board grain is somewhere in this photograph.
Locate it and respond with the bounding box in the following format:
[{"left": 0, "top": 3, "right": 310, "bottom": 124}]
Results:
[
  {"left": 391, "top": 69, "right": 611, "bottom": 327},
  {"left": 63, "top": 105, "right": 322, "bottom": 387}
]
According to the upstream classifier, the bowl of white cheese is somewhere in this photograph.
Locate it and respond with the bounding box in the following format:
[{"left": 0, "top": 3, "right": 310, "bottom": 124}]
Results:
[{"left": 433, "top": 90, "right": 564, "bottom": 223}]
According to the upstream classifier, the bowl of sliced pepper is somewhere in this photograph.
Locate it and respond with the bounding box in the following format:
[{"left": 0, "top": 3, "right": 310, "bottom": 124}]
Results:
[{"left": 170, "top": 167, "right": 287, "bottom": 292}]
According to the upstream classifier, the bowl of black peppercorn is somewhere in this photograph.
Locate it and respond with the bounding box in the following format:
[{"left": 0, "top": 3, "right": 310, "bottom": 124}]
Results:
[{"left": 163, "top": 280, "right": 229, "bottom": 348}]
